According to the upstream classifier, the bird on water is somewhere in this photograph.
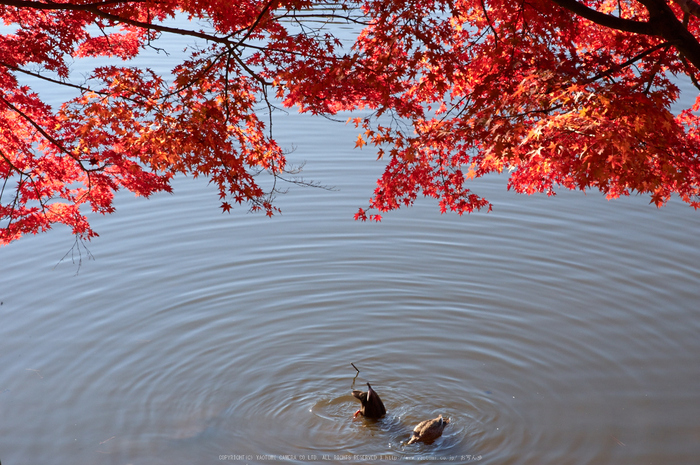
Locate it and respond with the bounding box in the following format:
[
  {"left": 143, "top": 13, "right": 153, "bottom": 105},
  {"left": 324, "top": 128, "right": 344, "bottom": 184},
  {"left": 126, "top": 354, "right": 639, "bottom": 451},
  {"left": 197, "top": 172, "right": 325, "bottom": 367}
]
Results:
[
  {"left": 406, "top": 414, "right": 450, "bottom": 444},
  {"left": 351, "top": 382, "right": 386, "bottom": 419}
]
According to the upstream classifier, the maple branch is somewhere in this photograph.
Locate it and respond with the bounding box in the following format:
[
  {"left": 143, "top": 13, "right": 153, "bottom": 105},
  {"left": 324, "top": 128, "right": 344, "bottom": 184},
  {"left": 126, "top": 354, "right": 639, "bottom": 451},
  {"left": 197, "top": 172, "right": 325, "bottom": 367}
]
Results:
[
  {"left": 549, "top": 0, "right": 654, "bottom": 34},
  {"left": 672, "top": 0, "right": 700, "bottom": 18},
  {"left": 2, "top": 0, "right": 361, "bottom": 53},
  {"left": 0, "top": 0, "right": 225, "bottom": 43},
  {"left": 0, "top": 164, "right": 9, "bottom": 202},
  {"left": 588, "top": 41, "right": 671, "bottom": 83},
  {"left": 160, "top": 50, "right": 230, "bottom": 101},
  {"left": 1, "top": 61, "right": 171, "bottom": 127},
  {"left": 0, "top": 172, "right": 20, "bottom": 234},
  {"left": 551, "top": 0, "right": 700, "bottom": 73},
  {"left": 0, "top": 149, "right": 52, "bottom": 227},
  {"left": 0, "top": 61, "right": 109, "bottom": 97},
  {"left": 229, "top": 0, "right": 277, "bottom": 48},
  {"left": 0, "top": 94, "right": 61, "bottom": 152},
  {"left": 0, "top": 93, "right": 90, "bottom": 170},
  {"left": 277, "top": 11, "right": 371, "bottom": 26},
  {"left": 637, "top": 0, "right": 700, "bottom": 70},
  {"left": 3, "top": 0, "right": 354, "bottom": 72},
  {"left": 678, "top": 55, "right": 700, "bottom": 90},
  {"left": 0, "top": 150, "right": 31, "bottom": 179},
  {"left": 0, "top": 92, "right": 109, "bottom": 211},
  {"left": 229, "top": 49, "right": 273, "bottom": 86},
  {"left": 479, "top": 0, "right": 500, "bottom": 49},
  {"left": 0, "top": 0, "right": 153, "bottom": 7},
  {"left": 643, "top": 45, "right": 672, "bottom": 93},
  {"left": 0, "top": 152, "right": 36, "bottom": 232}
]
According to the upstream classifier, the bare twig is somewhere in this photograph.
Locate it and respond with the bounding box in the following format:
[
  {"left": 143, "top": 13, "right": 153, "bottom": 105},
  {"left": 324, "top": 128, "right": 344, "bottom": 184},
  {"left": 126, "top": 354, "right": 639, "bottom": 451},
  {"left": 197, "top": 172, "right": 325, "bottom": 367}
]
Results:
[
  {"left": 350, "top": 363, "right": 360, "bottom": 388},
  {"left": 54, "top": 237, "right": 95, "bottom": 274}
]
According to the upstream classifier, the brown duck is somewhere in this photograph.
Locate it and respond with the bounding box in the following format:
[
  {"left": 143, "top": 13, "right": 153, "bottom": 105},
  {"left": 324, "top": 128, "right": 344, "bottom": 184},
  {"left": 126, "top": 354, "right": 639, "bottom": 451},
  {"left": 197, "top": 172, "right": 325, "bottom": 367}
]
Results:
[
  {"left": 406, "top": 414, "right": 450, "bottom": 444},
  {"left": 351, "top": 382, "right": 386, "bottom": 419}
]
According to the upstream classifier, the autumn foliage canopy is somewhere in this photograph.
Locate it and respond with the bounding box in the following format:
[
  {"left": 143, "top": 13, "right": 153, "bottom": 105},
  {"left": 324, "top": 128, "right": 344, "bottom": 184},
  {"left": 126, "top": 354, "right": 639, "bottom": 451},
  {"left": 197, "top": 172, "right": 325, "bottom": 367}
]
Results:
[{"left": 2, "top": 0, "right": 700, "bottom": 244}]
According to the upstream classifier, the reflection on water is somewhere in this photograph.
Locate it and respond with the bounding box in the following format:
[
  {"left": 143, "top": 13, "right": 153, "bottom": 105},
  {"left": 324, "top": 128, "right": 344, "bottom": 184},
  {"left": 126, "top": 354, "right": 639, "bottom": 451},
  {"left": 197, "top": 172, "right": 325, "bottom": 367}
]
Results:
[
  {"left": 2, "top": 18, "right": 700, "bottom": 465},
  {"left": 2, "top": 109, "right": 700, "bottom": 465}
]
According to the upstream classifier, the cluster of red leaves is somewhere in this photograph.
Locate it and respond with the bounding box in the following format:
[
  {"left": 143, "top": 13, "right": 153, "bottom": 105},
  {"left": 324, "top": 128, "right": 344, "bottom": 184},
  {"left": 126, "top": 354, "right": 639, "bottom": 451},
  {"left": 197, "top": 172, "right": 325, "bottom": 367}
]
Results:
[
  {"left": 0, "top": 0, "right": 315, "bottom": 244},
  {"left": 2, "top": 0, "right": 700, "bottom": 243},
  {"left": 332, "top": 0, "right": 700, "bottom": 220}
]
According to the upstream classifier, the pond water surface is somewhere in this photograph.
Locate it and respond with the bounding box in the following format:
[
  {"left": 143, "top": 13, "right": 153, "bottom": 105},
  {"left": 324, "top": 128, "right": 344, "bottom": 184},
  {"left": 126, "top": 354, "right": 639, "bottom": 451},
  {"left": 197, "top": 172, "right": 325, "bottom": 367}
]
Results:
[{"left": 1, "top": 16, "right": 700, "bottom": 465}]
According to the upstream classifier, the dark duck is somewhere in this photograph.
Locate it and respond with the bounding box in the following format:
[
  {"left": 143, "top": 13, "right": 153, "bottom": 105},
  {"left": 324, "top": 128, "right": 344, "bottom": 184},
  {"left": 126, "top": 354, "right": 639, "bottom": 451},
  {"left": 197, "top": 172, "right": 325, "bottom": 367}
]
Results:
[{"left": 351, "top": 382, "right": 386, "bottom": 419}]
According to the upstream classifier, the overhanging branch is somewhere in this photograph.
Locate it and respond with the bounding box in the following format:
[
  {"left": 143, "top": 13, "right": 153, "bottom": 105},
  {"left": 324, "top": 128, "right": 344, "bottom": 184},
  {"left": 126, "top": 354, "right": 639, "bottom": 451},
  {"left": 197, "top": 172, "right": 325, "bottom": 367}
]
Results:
[
  {"left": 549, "top": 0, "right": 654, "bottom": 34},
  {"left": 672, "top": 0, "right": 700, "bottom": 18},
  {"left": 551, "top": 0, "right": 700, "bottom": 72}
]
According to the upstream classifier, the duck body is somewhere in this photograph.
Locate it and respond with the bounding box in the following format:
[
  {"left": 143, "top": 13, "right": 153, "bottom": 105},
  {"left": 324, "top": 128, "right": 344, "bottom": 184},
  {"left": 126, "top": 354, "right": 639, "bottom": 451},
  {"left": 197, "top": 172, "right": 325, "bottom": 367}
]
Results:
[
  {"left": 406, "top": 414, "right": 450, "bottom": 444},
  {"left": 351, "top": 382, "right": 386, "bottom": 419}
]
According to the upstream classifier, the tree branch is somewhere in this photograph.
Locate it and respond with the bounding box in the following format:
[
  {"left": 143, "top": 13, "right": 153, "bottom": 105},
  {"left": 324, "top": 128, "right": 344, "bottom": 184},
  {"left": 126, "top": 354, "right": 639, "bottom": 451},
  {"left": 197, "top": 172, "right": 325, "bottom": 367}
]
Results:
[
  {"left": 549, "top": 0, "right": 654, "bottom": 34},
  {"left": 672, "top": 0, "right": 700, "bottom": 19},
  {"left": 637, "top": 0, "right": 700, "bottom": 71},
  {"left": 0, "top": 0, "right": 153, "bottom": 7},
  {"left": 0, "top": 0, "right": 227, "bottom": 43},
  {"left": 0, "top": 61, "right": 108, "bottom": 96},
  {"left": 551, "top": 0, "right": 700, "bottom": 72},
  {"left": 588, "top": 41, "right": 671, "bottom": 83},
  {"left": 0, "top": 92, "right": 96, "bottom": 177}
]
